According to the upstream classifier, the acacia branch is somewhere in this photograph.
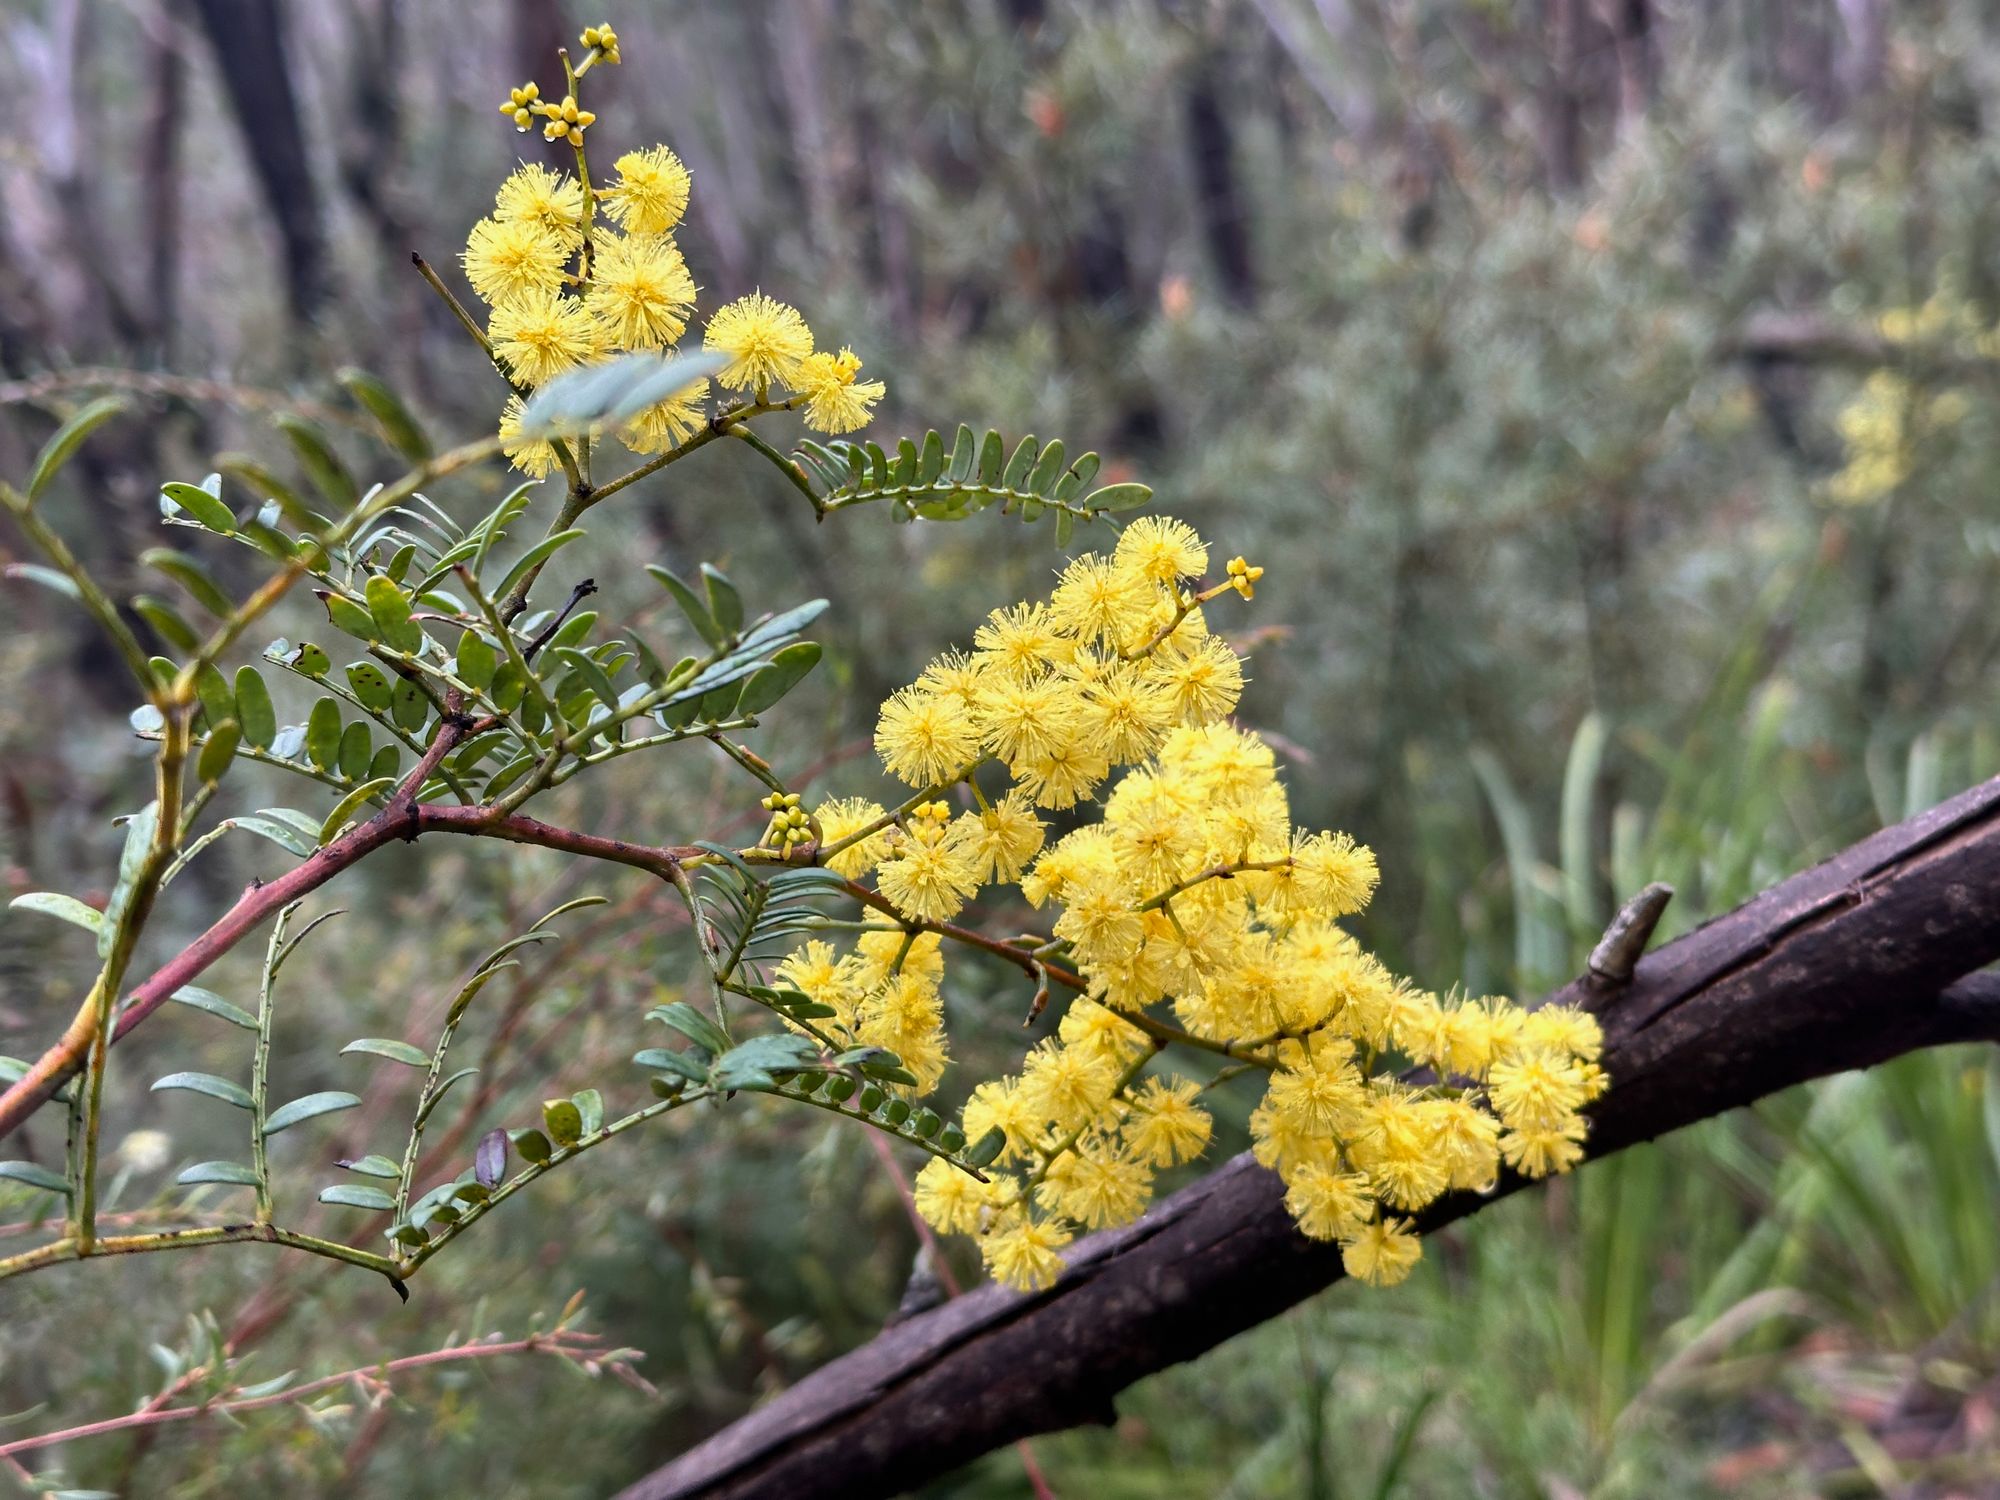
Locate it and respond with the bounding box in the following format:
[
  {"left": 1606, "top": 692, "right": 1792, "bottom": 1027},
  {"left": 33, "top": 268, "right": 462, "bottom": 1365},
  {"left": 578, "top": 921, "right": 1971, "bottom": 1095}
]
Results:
[{"left": 621, "top": 772, "right": 2000, "bottom": 1500}]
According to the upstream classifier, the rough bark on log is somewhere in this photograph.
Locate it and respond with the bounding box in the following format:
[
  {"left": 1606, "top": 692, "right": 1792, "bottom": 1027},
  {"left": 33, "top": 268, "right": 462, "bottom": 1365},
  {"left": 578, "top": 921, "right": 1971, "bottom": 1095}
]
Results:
[{"left": 622, "top": 772, "right": 2000, "bottom": 1500}]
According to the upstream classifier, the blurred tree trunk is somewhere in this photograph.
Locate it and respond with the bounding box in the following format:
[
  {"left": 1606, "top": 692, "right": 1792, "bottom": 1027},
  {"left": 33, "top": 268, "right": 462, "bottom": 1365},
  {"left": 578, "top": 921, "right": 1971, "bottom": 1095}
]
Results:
[
  {"left": 507, "top": 0, "right": 582, "bottom": 174},
  {"left": 1598, "top": 0, "right": 1655, "bottom": 128},
  {"left": 27, "top": 0, "right": 147, "bottom": 351},
  {"left": 140, "top": 9, "right": 186, "bottom": 360},
  {"left": 1177, "top": 13, "right": 1256, "bottom": 306},
  {"left": 336, "top": 0, "right": 411, "bottom": 258},
  {"left": 512, "top": 0, "right": 569, "bottom": 98},
  {"left": 847, "top": 58, "right": 918, "bottom": 331},
  {"left": 1540, "top": 0, "right": 1586, "bottom": 192},
  {"left": 187, "top": 0, "right": 329, "bottom": 322},
  {"left": 652, "top": 39, "right": 753, "bottom": 287},
  {"left": 1770, "top": 0, "right": 1837, "bottom": 120},
  {"left": 1248, "top": 0, "right": 1376, "bottom": 141},
  {"left": 768, "top": 0, "right": 849, "bottom": 268},
  {"left": 1010, "top": 0, "right": 1159, "bottom": 447},
  {"left": 1836, "top": 0, "right": 1888, "bottom": 104}
]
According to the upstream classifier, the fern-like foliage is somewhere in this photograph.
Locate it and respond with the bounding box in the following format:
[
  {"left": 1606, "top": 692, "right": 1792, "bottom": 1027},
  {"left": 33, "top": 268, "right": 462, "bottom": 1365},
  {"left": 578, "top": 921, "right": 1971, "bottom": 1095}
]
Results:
[{"left": 796, "top": 424, "right": 1151, "bottom": 546}]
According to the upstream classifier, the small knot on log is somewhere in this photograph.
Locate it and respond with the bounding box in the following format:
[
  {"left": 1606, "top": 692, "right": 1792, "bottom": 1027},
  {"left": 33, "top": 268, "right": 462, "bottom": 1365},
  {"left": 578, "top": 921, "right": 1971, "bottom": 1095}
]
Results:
[
  {"left": 888, "top": 1244, "right": 948, "bottom": 1326},
  {"left": 1587, "top": 882, "right": 1675, "bottom": 987}
]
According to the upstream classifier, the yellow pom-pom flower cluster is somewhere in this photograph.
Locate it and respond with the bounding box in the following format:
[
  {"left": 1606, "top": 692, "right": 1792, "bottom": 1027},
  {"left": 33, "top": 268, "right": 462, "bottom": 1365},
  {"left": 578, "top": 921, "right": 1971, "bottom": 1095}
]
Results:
[
  {"left": 775, "top": 932, "right": 952, "bottom": 1096},
  {"left": 465, "top": 28, "right": 886, "bottom": 479},
  {"left": 787, "top": 515, "right": 1604, "bottom": 1293},
  {"left": 1825, "top": 289, "right": 1994, "bottom": 506}
]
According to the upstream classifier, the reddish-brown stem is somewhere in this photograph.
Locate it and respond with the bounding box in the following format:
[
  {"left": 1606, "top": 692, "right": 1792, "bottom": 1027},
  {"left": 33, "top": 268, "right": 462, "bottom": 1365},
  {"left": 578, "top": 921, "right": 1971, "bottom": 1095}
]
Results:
[
  {"left": 0, "top": 733, "right": 714, "bottom": 1145},
  {"left": 839, "top": 881, "right": 1086, "bottom": 994},
  {"left": 0, "top": 1330, "right": 611, "bottom": 1460},
  {"left": 0, "top": 719, "right": 469, "bottom": 1140},
  {"left": 415, "top": 803, "right": 701, "bottom": 874}
]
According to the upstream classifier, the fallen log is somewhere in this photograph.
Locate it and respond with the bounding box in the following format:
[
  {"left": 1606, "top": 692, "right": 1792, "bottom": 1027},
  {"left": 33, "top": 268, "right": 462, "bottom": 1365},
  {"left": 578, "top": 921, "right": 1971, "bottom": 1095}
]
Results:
[{"left": 622, "top": 772, "right": 2000, "bottom": 1500}]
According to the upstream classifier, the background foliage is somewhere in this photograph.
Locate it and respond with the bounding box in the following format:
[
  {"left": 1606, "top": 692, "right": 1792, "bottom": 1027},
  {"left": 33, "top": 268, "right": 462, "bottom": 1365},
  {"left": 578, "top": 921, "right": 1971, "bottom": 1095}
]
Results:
[{"left": 2, "top": 0, "right": 1998, "bottom": 1494}]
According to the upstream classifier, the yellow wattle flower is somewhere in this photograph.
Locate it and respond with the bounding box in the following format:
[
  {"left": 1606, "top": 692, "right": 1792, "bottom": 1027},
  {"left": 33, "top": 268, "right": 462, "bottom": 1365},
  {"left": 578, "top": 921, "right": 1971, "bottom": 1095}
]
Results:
[
  {"left": 703, "top": 291, "right": 815, "bottom": 391},
  {"left": 587, "top": 232, "right": 697, "bottom": 350},
  {"left": 498, "top": 395, "right": 559, "bottom": 479},
  {"left": 1341, "top": 1217, "right": 1422, "bottom": 1287},
  {"left": 620, "top": 378, "right": 711, "bottom": 456},
  {"left": 796, "top": 347, "right": 887, "bottom": 434},
  {"left": 462, "top": 215, "right": 569, "bottom": 309},
  {"left": 488, "top": 288, "right": 599, "bottom": 386},
  {"left": 602, "top": 146, "right": 692, "bottom": 236},
  {"left": 493, "top": 163, "right": 585, "bottom": 251}
]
